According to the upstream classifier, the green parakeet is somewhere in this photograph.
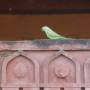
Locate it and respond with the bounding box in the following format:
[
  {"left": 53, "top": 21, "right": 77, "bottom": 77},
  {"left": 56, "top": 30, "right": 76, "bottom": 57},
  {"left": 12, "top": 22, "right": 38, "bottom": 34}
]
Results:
[{"left": 42, "top": 26, "right": 71, "bottom": 40}]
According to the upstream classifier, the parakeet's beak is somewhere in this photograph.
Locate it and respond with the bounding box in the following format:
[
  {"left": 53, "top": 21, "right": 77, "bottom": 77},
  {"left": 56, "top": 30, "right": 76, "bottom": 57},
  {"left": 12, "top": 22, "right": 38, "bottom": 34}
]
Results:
[{"left": 41, "top": 27, "right": 45, "bottom": 32}]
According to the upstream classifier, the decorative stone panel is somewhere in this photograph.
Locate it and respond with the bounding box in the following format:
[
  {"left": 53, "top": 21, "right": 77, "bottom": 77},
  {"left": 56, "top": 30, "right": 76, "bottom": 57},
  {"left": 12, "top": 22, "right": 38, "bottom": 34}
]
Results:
[
  {"left": 0, "top": 39, "right": 90, "bottom": 90},
  {"left": 1, "top": 51, "right": 39, "bottom": 89},
  {"left": 43, "top": 51, "right": 80, "bottom": 83}
]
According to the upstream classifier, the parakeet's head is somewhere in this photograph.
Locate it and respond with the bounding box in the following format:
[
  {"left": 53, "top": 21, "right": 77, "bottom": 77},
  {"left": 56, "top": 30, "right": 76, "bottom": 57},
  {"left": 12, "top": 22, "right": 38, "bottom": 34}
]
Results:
[{"left": 41, "top": 26, "right": 51, "bottom": 32}]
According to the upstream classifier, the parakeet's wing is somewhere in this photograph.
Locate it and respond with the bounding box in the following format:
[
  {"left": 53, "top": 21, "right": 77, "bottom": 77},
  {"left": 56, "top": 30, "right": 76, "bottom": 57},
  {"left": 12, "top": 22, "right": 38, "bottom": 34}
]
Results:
[{"left": 45, "top": 30, "right": 67, "bottom": 39}]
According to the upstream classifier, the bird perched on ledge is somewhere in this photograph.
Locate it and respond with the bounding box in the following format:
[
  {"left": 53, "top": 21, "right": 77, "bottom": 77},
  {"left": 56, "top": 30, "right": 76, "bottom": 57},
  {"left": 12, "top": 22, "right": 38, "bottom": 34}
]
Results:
[{"left": 41, "top": 26, "right": 72, "bottom": 40}]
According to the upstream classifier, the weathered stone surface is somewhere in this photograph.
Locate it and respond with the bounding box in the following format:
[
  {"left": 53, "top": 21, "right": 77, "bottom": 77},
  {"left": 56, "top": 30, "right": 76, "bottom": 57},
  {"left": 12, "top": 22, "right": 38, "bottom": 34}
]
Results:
[{"left": 0, "top": 39, "right": 90, "bottom": 90}]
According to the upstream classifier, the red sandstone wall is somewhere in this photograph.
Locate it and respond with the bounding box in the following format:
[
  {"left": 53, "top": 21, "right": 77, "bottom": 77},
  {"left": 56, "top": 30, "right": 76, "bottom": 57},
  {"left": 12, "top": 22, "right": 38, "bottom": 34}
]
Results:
[{"left": 0, "top": 40, "right": 90, "bottom": 90}]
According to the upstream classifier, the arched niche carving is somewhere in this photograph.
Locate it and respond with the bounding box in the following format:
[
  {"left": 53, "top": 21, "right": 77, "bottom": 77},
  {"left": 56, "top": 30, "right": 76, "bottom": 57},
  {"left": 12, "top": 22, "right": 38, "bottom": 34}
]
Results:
[
  {"left": 43, "top": 51, "right": 80, "bottom": 84},
  {"left": 84, "top": 58, "right": 90, "bottom": 83},
  {"left": 1, "top": 52, "right": 39, "bottom": 86}
]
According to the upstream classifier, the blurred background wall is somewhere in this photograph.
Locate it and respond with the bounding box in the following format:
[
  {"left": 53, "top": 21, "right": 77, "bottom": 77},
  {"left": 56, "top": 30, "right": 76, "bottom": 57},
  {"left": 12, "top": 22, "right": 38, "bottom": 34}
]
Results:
[{"left": 0, "top": 14, "right": 90, "bottom": 40}]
